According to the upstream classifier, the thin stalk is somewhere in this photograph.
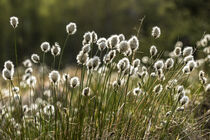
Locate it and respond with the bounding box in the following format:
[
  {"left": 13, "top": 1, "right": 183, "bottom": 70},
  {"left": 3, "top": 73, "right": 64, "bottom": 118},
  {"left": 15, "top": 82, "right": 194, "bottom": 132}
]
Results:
[
  {"left": 14, "top": 29, "right": 20, "bottom": 85},
  {"left": 58, "top": 35, "right": 69, "bottom": 70}
]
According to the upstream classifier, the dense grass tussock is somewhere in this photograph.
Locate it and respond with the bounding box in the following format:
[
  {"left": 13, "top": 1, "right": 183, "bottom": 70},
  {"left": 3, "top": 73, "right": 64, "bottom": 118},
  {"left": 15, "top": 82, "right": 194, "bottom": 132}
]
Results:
[{"left": 0, "top": 16, "right": 210, "bottom": 139}]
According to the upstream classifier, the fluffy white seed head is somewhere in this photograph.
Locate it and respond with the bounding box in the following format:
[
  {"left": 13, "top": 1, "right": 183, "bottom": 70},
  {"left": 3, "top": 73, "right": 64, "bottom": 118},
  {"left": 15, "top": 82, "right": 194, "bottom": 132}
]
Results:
[
  {"left": 165, "top": 58, "right": 174, "bottom": 69},
  {"left": 183, "top": 46, "right": 193, "bottom": 57},
  {"left": 92, "top": 56, "right": 101, "bottom": 70},
  {"left": 66, "top": 22, "right": 77, "bottom": 35},
  {"left": 132, "top": 59, "right": 141, "bottom": 68},
  {"left": 175, "top": 41, "right": 183, "bottom": 48},
  {"left": 199, "top": 70, "right": 205, "bottom": 79},
  {"left": 82, "top": 44, "right": 91, "bottom": 53},
  {"left": 103, "top": 50, "right": 116, "bottom": 64},
  {"left": 51, "top": 42, "right": 61, "bottom": 56},
  {"left": 86, "top": 56, "right": 101, "bottom": 70},
  {"left": 174, "top": 47, "right": 182, "bottom": 57},
  {"left": 49, "top": 70, "right": 60, "bottom": 84},
  {"left": 154, "top": 60, "right": 164, "bottom": 70},
  {"left": 70, "top": 77, "right": 80, "bottom": 88},
  {"left": 107, "top": 35, "right": 119, "bottom": 49},
  {"left": 118, "top": 40, "right": 129, "bottom": 54},
  {"left": 153, "top": 84, "right": 163, "bottom": 94},
  {"left": 40, "top": 42, "right": 50, "bottom": 53},
  {"left": 128, "top": 36, "right": 139, "bottom": 52},
  {"left": 10, "top": 16, "right": 19, "bottom": 28},
  {"left": 180, "top": 96, "right": 189, "bottom": 105},
  {"left": 4, "top": 60, "right": 14, "bottom": 71},
  {"left": 205, "top": 84, "right": 210, "bottom": 92},
  {"left": 26, "top": 75, "right": 37, "bottom": 87},
  {"left": 150, "top": 45, "right": 158, "bottom": 56},
  {"left": 91, "top": 31, "right": 98, "bottom": 43},
  {"left": 177, "top": 85, "right": 184, "bottom": 94},
  {"left": 12, "top": 87, "right": 20, "bottom": 93},
  {"left": 117, "top": 57, "right": 130, "bottom": 72},
  {"left": 2, "top": 68, "right": 14, "bottom": 80},
  {"left": 151, "top": 26, "right": 161, "bottom": 39},
  {"left": 124, "top": 48, "right": 132, "bottom": 56},
  {"left": 97, "top": 37, "right": 106, "bottom": 45},
  {"left": 182, "top": 65, "right": 190, "bottom": 74},
  {"left": 118, "top": 34, "right": 125, "bottom": 42},
  {"left": 133, "top": 87, "right": 142, "bottom": 96},
  {"left": 23, "top": 59, "right": 32, "bottom": 68},
  {"left": 25, "top": 67, "right": 33, "bottom": 74},
  {"left": 31, "top": 54, "right": 40, "bottom": 63},
  {"left": 83, "top": 32, "right": 92, "bottom": 45},
  {"left": 43, "top": 104, "right": 55, "bottom": 115},
  {"left": 76, "top": 51, "right": 89, "bottom": 65},
  {"left": 62, "top": 73, "right": 70, "bottom": 82},
  {"left": 82, "top": 87, "right": 91, "bottom": 96},
  {"left": 184, "top": 55, "right": 194, "bottom": 63},
  {"left": 187, "top": 60, "right": 197, "bottom": 71},
  {"left": 201, "top": 38, "right": 208, "bottom": 47}
]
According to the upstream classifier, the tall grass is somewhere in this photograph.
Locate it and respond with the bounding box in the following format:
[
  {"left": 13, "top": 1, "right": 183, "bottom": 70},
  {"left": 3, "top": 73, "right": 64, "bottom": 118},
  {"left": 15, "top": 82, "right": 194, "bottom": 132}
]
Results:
[{"left": 0, "top": 17, "right": 210, "bottom": 139}]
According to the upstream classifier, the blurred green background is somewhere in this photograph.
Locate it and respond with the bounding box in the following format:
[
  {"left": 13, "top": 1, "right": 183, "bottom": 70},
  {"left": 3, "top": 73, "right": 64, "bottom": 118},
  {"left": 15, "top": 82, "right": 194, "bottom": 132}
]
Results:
[{"left": 0, "top": 0, "right": 209, "bottom": 67}]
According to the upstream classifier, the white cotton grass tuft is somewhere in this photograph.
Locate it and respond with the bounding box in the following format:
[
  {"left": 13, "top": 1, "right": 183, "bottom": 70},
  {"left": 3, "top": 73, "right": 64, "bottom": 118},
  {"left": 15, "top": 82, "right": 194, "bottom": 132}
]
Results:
[
  {"left": 180, "top": 96, "right": 189, "bottom": 105},
  {"left": 86, "top": 56, "right": 101, "bottom": 70},
  {"left": 175, "top": 41, "right": 183, "bottom": 48},
  {"left": 117, "top": 57, "right": 130, "bottom": 72},
  {"left": 43, "top": 104, "right": 55, "bottom": 115},
  {"left": 2, "top": 68, "right": 14, "bottom": 80},
  {"left": 62, "top": 73, "right": 70, "bottom": 82},
  {"left": 10, "top": 16, "right": 19, "bottom": 29},
  {"left": 76, "top": 51, "right": 89, "bottom": 65},
  {"left": 151, "top": 26, "right": 161, "bottom": 39},
  {"left": 70, "top": 77, "right": 80, "bottom": 88},
  {"left": 26, "top": 75, "right": 37, "bottom": 87},
  {"left": 92, "top": 56, "right": 101, "bottom": 70},
  {"left": 82, "top": 87, "right": 91, "bottom": 96},
  {"left": 154, "top": 60, "right": 164, "bottom": 70},
  {"left": 153, "top": 84, "right": 163, "bottom": 94},
  {"left": 205, "top": 84, "right": 210, "bottom": 92},
  {"left": 198, "top": 71, "right": 207, "bottom": 84},
  {"left": 82, "top": 44, "right": 91, "bottom": 54},
  {"left": 97, "top": 38, "right": 107, "bottom": 51},
  {"left": 107, "top": 35, "right": 119, "bottom": 49},
  {"left": 165, "top": 58, "right": 174, "bottom": 69},
  {"left": 182, "top": 65, "right": 190, "bottom": 74},
  {"left": 4, "top": 60, "right": 14, "bottom": 71},
  {"left": 184, "top": 55, "right": 194, "bottom": 63},
  {"left": 23, "top": 59, "right": 32, "bottom": 68},
  {"left": 118, "top": 34, "right": 125, "bottom": 42},
  {"left": 117, "top": 40, "right": 129, "bottom": 54},
  {"left": 128, "top": 36, "right": 139, "bottom": 52},
  {"left": 83, "top": 32, "right": 92, "bottom": 45},
  {"left": 174, "top": 47, "right": 182, "bottom": 57},
  {"left": 150, "top": 45, "right": 158, "bottom": 56},
  {"left": 40, "top": 42, "right": 50, "bottom": 53},
  {"left": 133, "top": 87, "right": 142, "bottom": 96},
  {"left": 2, "top": 60, "right": 14, "bottom": 80},
  {"left": 103, "top": 50, "right": 116, "bottom": 64},
  {"left": 12, "top": 87, "right": 20, "bottom": 93},
  {"left": 66, "top": 22, "right": 77, "bottom": 35},
  {"left": 91, "top": 31, "right": 98, "bottom": 43},
  {"left": 132, "top": 59, "right": 141, "bottom": 68},
  {"left": 49, "top": 70, "right": 60, "bottom": 84},
  {"left": 183, "top": 46, "right": 193, "bottom": 57},
  {"left": 187, "top": 60, "right": 197, "bottom": 72},
  {"left": 25, "top": 67, "right": 33, "bottom": 74},
  {"left": 51, "top": 42, "right": 61, "bottom": 56},
  {"left": 31, "top": 54, "right": 40, "bottom": 64}
]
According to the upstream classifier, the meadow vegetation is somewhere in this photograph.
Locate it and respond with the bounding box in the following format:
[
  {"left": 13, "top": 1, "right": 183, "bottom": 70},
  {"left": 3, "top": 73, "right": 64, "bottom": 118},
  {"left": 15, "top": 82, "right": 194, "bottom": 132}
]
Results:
[{"left": 0, "top": 16, "right": 210, "bottom": 139}]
